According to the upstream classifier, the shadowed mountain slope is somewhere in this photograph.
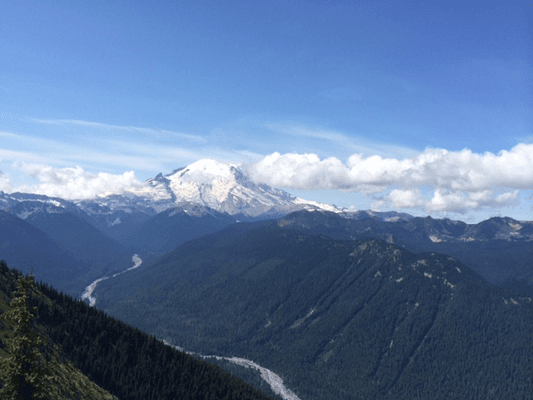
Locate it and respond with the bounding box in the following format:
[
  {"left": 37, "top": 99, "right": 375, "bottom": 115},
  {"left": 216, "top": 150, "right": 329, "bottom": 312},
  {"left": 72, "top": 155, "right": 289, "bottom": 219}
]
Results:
[
  {"left": 26, "top": 211, "right": 132, "bottom": 278},
  {"left": 0, "top": 210, "right": 93, "bottom": 295},
  {"left": 114, "top": 204, "right": 236, "bottom": 256},
  {"left": 96, "top": 220, "right": 533, "bottom": 400}
]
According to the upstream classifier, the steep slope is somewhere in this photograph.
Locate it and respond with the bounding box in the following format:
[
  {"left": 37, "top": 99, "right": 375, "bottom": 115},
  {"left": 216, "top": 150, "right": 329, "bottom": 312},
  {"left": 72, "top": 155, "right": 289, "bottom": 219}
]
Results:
[
  {"left": 115, "top": 203, "right": 236, "bottom": 255},
  {"left": 95, "top": 221, "right": 533, "bottom": 400},
  {"left": 0, "top": 263, "right": 117, "bottom": 399},
  {"left": 0, "top": 210, "right": 91, "bottom": 295},
  {"left": 0, "top": 261, "right": 276, "bottom": 400},
  {"left": 25, "top": 211, "right": 132, "bottom": 278}
]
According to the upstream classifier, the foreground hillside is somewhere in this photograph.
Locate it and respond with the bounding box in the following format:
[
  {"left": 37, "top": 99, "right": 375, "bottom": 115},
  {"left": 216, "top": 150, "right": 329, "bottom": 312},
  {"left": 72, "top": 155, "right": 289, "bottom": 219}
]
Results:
[
  {"left": 96, "top": 221, "right": 533, "bottom": 400},
  {"left": 0, "top": 263, "right": 117, "bottom": 399},
  {"left": 0, "top": 260, "right": 275, "bottom": 400}
]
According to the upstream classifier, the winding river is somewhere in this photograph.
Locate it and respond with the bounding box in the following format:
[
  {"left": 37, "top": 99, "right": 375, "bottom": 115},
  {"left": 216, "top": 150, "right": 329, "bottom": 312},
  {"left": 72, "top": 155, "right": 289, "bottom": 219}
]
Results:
[
  {"left": 162, "top": 341, "right": 301, "bottom": 400},
  {"left": 81, "top": 253, "right": 143, "bottom": 307},
  {"left": 81, "top": 254, "right": 299, "bottom": 399}
]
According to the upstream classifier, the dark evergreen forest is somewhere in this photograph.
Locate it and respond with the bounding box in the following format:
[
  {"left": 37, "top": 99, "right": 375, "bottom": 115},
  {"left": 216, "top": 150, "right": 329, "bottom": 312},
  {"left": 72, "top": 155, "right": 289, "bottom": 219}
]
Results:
[
  {"left": 0, "top": 260, "right": 275, "bottom": 400},
  {"left": 95, "top": 223, "right": 533, "bottom": 400}
]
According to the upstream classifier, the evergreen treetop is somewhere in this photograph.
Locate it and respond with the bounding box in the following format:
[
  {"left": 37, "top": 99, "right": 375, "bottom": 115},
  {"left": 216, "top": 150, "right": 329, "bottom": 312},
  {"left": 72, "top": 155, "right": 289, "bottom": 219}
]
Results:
[{"left": 0, "top": 274, "right": 56, "bottom": 400}]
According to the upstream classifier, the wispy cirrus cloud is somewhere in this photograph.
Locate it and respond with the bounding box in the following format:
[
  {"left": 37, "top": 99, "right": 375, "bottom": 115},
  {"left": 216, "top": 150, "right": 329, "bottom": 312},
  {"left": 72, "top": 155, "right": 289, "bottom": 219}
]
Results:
[
  {"left": 101, "top": 139, "right": 205, "bottom": 163},
  {"left": 0, "top": 132, "right": 165, "bottom": 171},
  {"left": 0, "top": 121, "right": 260, "bottom": 199},
  {"left": 0, "top": 129, "right": 206, "bottom": 173},
  {"left": 0, "top": 146, "right": 66, "bottom": 166},
  {"left": 32, "top": 118, "right": 207, "bottom": 143},
  {"left": 265, "top": 122, "right": 418, "bottom": 159},
  {"left": 244, "top": 143, "right": 533, "bottom": 214}
]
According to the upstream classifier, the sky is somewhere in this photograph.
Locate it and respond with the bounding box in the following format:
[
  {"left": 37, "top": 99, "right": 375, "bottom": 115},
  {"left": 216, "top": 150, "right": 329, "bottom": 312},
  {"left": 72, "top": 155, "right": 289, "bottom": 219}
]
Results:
[{"left": 0, "top": 0, "right": 532, "bottom": 222}]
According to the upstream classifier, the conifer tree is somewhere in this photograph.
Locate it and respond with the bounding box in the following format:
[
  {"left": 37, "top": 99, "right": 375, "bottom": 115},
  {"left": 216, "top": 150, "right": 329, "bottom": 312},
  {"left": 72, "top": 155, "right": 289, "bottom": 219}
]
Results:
[{"left": 0, "top": 274, "right": 56, "bottom": 400}]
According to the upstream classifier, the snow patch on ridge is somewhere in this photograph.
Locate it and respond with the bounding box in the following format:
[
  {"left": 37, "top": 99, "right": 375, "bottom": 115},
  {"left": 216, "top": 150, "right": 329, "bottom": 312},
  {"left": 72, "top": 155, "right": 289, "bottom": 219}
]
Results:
[{"left": 429, "top": 235, "right": 442, "bottom": 243}]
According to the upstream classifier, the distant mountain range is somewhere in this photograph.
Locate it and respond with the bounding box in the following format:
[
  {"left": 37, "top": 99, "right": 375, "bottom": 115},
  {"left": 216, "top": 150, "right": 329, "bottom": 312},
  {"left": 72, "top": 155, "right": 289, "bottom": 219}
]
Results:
[
  {"left": 278, "top": 211, "right": 533, "bottom": 287},
  {"left": 3, "top": 158, "right": 531, "bottom": 289}
]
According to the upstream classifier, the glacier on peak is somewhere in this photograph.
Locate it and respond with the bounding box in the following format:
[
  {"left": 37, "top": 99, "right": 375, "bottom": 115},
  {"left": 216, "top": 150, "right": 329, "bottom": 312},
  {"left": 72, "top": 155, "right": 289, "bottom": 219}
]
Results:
[
  {"left": 175, "top": 158, "right": 237, "bottom": 179},
  {"left": 122, "top": 158, "right": 343, "bottom": 217}
]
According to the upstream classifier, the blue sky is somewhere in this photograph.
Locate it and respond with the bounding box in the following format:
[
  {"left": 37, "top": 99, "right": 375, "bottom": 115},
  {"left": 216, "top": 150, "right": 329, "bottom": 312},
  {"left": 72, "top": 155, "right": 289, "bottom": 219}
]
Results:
[{"left": 0, "top": 1, "right": 531, "bottom": 222}]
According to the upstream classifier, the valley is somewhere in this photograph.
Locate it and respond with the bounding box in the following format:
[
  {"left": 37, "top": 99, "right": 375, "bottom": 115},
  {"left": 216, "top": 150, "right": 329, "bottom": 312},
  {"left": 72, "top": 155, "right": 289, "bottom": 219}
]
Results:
[{"left": 80, "top": 249, "right": 302, "bottom": 399}]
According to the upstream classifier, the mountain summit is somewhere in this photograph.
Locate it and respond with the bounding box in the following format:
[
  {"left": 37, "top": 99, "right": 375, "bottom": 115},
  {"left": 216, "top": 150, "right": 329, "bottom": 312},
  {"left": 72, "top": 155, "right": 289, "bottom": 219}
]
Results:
[{"left": 129, "top": 159, "right": 341, "bottom": 218}]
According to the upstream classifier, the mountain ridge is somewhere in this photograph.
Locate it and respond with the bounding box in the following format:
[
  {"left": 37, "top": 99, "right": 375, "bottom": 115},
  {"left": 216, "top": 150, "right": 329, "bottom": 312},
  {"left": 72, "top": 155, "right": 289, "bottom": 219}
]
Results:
[
  {"left": 277, "top": 210, "right": 533, "bottom": 286},
  {"left": 2, "top": 159, "right": 532, "bottom": 231}
]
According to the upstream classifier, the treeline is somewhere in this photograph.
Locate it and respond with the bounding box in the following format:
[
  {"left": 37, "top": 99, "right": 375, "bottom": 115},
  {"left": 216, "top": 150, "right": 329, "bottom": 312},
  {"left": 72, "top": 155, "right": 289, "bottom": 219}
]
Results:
[{"left": 0, "top": 260, "right": 274, "bottom": 400}]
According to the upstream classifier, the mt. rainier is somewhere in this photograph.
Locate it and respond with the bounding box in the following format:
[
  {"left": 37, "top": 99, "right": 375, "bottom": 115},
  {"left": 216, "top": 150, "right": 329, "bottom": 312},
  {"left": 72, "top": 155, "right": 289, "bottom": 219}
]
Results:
[
  {"left": 125, "top": 159, "right": 341, "bottom": 218},
  {"left": 0, "top": 159, "right": 342, "bottom": 232}
]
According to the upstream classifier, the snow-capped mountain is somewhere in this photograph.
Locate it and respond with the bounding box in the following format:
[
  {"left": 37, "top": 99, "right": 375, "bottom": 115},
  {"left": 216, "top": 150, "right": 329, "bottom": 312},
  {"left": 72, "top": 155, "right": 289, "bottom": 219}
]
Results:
[{"left": 83, "top": 159, "right": 343, "bottom": 220}]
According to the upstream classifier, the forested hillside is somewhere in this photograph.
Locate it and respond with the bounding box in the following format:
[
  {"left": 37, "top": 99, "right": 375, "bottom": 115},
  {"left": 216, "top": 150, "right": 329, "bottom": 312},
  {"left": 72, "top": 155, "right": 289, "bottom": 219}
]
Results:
[
  {"left": 0, "top": 210, "right": 92, "bottom": 296},
  {"left": 0, "top": 260, "right": 276, "bottom": 400},
  {"left": 0, "top": 263, "right": 118, "bottom": 399},
  {"left": 96, "top": 221, "right": 533, "bottom": 400}
]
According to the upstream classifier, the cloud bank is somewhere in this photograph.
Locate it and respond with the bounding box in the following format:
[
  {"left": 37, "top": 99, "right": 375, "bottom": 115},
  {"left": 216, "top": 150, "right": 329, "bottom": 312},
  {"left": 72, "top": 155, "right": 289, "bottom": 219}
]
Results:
[
  {"left": 5, "top": 163, "right": 144, "bottom": 200},
  {"left": 1, "top": 143, "right": 531, "bottom": 215},
  {"left": 245, "top": 143, "right": 532, "bottom": 214}
]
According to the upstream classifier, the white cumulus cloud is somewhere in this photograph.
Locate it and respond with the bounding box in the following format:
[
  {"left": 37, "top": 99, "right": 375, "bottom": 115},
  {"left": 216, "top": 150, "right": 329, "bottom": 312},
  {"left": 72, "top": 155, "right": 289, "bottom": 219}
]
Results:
[
  {"left": 245, "top": 143, "right": 533, "bottom": 213},
  {"left": 12, "top": 163, "right": 145, "bottom": 200},
  {"left": 0, "top": 171, "right": 12, "bottom": 192},
  {"left": 385, "top": 189, "right": 426, "bottom": 209}
]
